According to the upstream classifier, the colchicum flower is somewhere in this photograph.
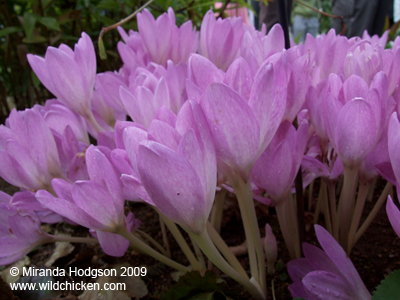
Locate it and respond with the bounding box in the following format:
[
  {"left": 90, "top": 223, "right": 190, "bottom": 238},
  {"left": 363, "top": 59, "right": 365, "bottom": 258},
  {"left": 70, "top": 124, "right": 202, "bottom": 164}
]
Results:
[{"left": 288, "top": 225, "right": 371, "bottom": 300}]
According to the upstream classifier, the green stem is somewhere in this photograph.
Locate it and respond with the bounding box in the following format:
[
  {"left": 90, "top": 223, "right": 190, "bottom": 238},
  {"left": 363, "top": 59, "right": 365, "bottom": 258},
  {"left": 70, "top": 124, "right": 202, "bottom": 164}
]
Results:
[
  {"left": 158, "top": 213, "right": 201, "bottom": 271},
  {"left": 327, "top": 180, "right": 338, "bottom": 240},
  {"left": 271, "top": 279, "right": 276, "bottom": 300},
  {"left": 210, "top": 188, "right": 227, "bottom": 234},
  {"left": 308, "top": 179, "right": 315, "bottom": 212},
  {"left": 313, "top": 181, "right": 323, "bottom": 224},
  {"left": 275, "top": 192, "right": 299, "bottom": 259},
  {"left": 321, "top": 180, "right": 332, "bottom": 233},
  {"left": 159, "top": 214, "right": 171, "bottom": 257},
  {"left": 50, "top": 235, "right": 98, "bottom": 244},
  {"left": 208, "top": 188, "right": 227, "bottom": 270},
  {"left": 288, "top": 193, "right": 301, "bottom": 258},
  {"left": 118, "top": 227, "right": 190, "bottom": 273},
  {"left": 367, "top": 177, "right": 377, "bottom": 201},
  {"left": 355, "top": 181, "right": 392, "bottom": 244},
  {"left": 135, "top": 230, "right": 169, "bottom": 256},
  {"left": 347, "top": 181, "right": 370, "bottom": 253},
  {"left": 188, "top": 229, "right": 266, "bottom": 300},
  {"left": 189, "top": 234, "right": 206, "bottom": 271},
  {"left": 337, "top": 166, "right": 359, "bottom": 250},
  {"left": 229, "top": 175, "right": 266, "bottom": 294},
  {"left": 206, "top": 222, "right": 249, "bottom": 280}
]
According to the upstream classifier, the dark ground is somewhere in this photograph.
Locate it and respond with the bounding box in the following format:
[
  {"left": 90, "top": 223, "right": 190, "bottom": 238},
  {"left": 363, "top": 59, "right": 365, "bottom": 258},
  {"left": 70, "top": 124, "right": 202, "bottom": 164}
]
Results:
[{"left": 1, "top": 177, "right": 399, "bottom": 300}]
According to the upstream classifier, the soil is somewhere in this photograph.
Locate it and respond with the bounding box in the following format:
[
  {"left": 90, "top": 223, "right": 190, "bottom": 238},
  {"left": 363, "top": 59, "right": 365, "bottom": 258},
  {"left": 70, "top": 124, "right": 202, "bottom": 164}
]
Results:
[{"left": 1, "top": 177, "right": 400, "bottom": 300}]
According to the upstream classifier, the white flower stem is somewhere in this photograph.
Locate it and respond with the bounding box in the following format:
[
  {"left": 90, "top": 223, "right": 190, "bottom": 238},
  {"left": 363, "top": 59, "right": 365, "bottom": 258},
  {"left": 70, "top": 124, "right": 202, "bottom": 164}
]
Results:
[
  {"left": 50, "top": 235, "right": 98, "bottom": 244},
  {"left": 337, "top": 166, "right": 359, "bottom": 250},
  {"left": 347, "top": 180, "right": 370, "bottom": 253},
  {"left": 188, "top": 229, "right": 266, "bottom": 300},
  {"left": 118, "top": 227, "right": 190, "bottom": 273},
  {"left": 229, "top": 175, "right": 266, "bottom": 295},
  {"left": 158, "top": 212, "right": 201, "bottom": 271},
  {"left": 206, "top": 222, "right": 249, "bottom": 279},
  {"left": 355, "top": 181, "right": 392, "bottom": 244},
  {"left": 135, "top": 230, "right": 169, "bottom": 256},
  {"left": 327, "top": 180, "right": 338, "bottom": 240},
  {"left": 210, "top": 188, "right": 227, "bottom": 234}
]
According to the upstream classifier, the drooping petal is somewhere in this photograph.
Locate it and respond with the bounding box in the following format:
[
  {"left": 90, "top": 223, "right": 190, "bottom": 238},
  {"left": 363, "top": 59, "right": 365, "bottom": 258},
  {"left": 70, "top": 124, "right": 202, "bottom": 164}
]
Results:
[
  {"left": 314, "top": 225, "right": 371, "bottom": 299},
  {"left": 302, "top": 271, "right": 354, "bottom": 300},
  {"left": 36, "top": 190, "right": 105, "bottom": 230}
]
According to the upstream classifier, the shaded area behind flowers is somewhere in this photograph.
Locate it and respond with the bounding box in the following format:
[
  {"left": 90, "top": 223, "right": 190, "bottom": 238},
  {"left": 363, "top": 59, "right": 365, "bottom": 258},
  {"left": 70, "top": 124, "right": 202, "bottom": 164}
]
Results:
[
  {"left": 0, "top": 0, "right": 244, "bottom": 124},
  {"left": 1, "top": 178, "right": 399, "bottom": 299}
]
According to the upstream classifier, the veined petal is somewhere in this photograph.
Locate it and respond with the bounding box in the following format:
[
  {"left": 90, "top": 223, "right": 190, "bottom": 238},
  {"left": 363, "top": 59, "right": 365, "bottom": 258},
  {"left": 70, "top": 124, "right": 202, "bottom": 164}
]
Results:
[
  {"left": 72, "top": 181, "right": 119, "bottom": 229},
  {"left": 176, "top": 100, "right": 217, "bottom": 211},
  {"left": 27, "top": 54, "right": 57, "bottom": 96},
  {"left": 315, "top": 225, "right": 371, "bottom": 299},
  {"left": 85, "top": 146, "right": 123, "bottom": 214},
  {"left": 335, "top": 99, "right": 377, "bottom": 167},
  {"left": 303, "top": 271, "right": 353, "bottom": 300},
  {"left": 120, "top": 174, "right": 154, "bottom": 205},
  {"left": 249, "top": 61, "right": 287, "bottom": 155},
  {"left": 74, "top": 32, "right": 96, "bottom": 89},
  {"left": 342, "top": 75, "right": 368, "bottom": 103},
  {"left": 36, "top": 189, "right": 105, "bottom": 230},
  {"left": 188, "top": 54, "right": 224, "bottom": 92},
  {"left": 147, "top": 119, "right": 181, "bottom": 151},
  {"left": 123, "top": 126, "right": 148, "bottom": 175},
  {"left": 138, "top": 141, "right": 206, "bottom": 233},
  {"left": 224, "top": 57, "right": 253, "bottom": 100},
  {"left": 46, "top": 47, "right": 91, "bottom": 115},
  {"left": 201, "top": 82, "right": 259, "bottom": 180},
  {"left": 0, "top": 237, "right": 31, "bottom": 257}
]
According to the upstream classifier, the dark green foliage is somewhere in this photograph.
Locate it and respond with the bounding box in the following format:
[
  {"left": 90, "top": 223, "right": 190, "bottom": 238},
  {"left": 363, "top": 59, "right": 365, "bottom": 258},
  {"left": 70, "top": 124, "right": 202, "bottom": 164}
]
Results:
[
  {"left": 161, "top": 270, "right": 235, "bottom": 300},
  {"left": 0, "top": 0, "right": 247, "bottom": 124},
  {"left": 372, "top": 269, "right": 400, "bottom": 300}
]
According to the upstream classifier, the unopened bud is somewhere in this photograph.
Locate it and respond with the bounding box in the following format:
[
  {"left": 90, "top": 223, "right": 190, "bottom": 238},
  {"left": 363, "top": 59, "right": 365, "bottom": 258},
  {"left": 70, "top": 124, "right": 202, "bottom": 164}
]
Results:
[{"left": 264, "top": 223, "right": 277, "bottom": 275}]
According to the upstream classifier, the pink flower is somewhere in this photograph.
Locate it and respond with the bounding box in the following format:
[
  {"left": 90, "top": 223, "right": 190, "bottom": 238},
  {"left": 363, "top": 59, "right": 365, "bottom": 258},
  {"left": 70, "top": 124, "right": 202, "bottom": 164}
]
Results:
[
  {"left": 137, "top": 8, "right": 197, "bottom": 66},
  {"left": 134, "top": 101, "right": 217, "bottom": 234},
  {"left": 288, "top": 225, "right": 371, "bottom": 300},
  {"left": 0, "top": 109, "right": 63, "bottom": 191},
  {"left": 27, "top": 33, "right": 96, "bottom": 120},
  {"left": 199, "top": 10, "right": 245, "bottom": 71}
]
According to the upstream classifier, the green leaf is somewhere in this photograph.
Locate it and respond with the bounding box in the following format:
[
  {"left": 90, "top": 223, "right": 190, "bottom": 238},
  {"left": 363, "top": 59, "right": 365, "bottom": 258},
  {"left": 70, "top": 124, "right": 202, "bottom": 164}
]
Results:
[
  {"left": 188, "top": 291, "right": 232, "bottom": 300},
  {"left": 372, "top": 269, "right": 400, "bottom": 300},
  {"left": 84, "top": 0, "right": 90, "bottom": 7},
  {"left": 22, "top": 35, "right": 47, "bottom": 43},
  {"left": 41, "top": 0, "right": 52, "bottom": 8},
  {"left": 0, "top": 27, "right": 22, "bottom": 37},
  {"left": 23, "top": 12, "right": 37, "bottom": 39},
  {"left": 38, "top": 17, "right": 61, "bottom": 31},
  {"left": 31, "top": 72, "right": 41, "bottom": 88},
  {"left": 279, "top": 272, "right": 288, "bottom": 281},
  {"left": 161, "top": 271, "right": 234, "bottom": 300},
  {"left": 96, "top": 0, "right": 120, "bottom": 11}
]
